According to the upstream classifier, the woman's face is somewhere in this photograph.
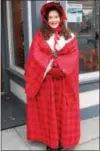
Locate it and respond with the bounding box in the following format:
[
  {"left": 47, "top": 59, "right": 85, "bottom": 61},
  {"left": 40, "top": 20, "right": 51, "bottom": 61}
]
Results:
[{"left": 48, "top": 10, "right": 61, "bottom": 29}]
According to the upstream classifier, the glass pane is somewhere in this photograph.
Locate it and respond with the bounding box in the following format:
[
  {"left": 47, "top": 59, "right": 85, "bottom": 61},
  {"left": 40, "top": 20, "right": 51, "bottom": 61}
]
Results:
[
  {"left": 66, "top": 0, "right": 99, "bottom": 73},
  {"left": 12, "top": 0, "right": 24, "bottom": 69},
  {"left": 67, "top": 1, "right": 93, "bottom": 35},
  {"left": 78, "top": 37, "right": 99, "bottom": 73}
]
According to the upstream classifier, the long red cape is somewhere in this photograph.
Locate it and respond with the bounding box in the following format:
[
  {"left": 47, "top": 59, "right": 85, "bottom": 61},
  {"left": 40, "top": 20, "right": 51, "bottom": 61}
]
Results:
[{"left": 24, "top": 31, "right": 80, "bottom": 148}]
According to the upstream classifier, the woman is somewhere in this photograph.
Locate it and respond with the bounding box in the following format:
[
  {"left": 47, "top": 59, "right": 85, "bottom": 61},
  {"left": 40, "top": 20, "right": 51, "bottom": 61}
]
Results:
[{"left": 24, "top": 2, "right": 80, "bottom": 151}]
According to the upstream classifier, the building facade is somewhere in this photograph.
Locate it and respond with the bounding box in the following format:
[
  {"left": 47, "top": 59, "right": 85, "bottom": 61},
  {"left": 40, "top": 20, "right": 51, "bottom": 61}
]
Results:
[{"left": 1, "top": 0, "right": 99, "bottom": 119}]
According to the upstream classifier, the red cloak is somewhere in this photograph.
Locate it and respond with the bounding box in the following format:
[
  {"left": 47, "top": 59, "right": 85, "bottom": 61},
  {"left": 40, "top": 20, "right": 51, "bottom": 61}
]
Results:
[{"left": 24, "top": 30, "right": 80, "bottom": 149}]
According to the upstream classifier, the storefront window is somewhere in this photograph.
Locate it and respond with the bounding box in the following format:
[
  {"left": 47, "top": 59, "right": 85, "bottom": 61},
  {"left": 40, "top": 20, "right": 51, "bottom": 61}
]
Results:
[
  {"left": 68, "top": 7, "right": 93, "bottom": 35},
  {"left": 67, "top": 0, "right": 99, "bottom": 73},
  {"left": 12, "top": 0, "right": 24, "bottom": 69}
]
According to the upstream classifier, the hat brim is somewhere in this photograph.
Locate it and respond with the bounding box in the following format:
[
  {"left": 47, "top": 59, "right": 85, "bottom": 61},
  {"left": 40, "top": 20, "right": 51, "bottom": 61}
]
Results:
[{"left": 41, "top": 2, "right": 67, "bottom": 20}]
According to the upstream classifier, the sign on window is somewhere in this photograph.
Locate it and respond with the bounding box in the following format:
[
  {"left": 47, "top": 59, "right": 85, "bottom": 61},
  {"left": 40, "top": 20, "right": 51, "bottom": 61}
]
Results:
[{"left": 67, "top": 4, "right": 82, "bottom": 22}]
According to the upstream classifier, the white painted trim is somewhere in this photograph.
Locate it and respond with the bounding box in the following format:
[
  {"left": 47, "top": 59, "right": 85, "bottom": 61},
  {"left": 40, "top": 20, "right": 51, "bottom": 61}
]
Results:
[
  {"left": 10, "top": 80, "right": 26, "bottom": 103},
  {"left": 27, "top": 1, "right": 32, "bottom": 46},
  {"left": 10, "top": 65, "right": 24, "bottom": 75},
  {"left": 79, "top": 71, "right": 99, "bottom": 83}
]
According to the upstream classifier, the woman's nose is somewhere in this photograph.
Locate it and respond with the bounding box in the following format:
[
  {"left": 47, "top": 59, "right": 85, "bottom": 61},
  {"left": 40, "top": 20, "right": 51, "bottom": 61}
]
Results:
[{"left": 51, "top": 18, "right": 56, "bottom": 21}]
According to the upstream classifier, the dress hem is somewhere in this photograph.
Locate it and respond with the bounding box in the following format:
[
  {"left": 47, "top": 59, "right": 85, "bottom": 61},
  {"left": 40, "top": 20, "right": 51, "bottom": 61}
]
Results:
[{"left": 27, "top": 137, "right": 80, "bottom": 149}]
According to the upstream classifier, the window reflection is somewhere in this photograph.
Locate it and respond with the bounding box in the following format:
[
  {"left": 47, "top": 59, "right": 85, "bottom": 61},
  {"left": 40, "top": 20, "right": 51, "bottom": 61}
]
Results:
[
  {"left": 12, "top": 0, "right": 24, "bottom": 69},
  {"left": 79, "top": 41, "right": 99, "bottom": 73},
  {"left": 79, "top": 9, "right": 92, "bottom": 34},
  {"left": 68, "top": 8, "right": 93, "bottom": 35},
  {"left": 67, "top": 0, "right": 99, "bottom": 73}
]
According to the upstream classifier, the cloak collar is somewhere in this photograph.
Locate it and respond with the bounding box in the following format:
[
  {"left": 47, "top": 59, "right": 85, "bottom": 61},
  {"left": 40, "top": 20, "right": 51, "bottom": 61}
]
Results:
[{"left": 35, "top": 31, "right": 76, "bottom": 57}]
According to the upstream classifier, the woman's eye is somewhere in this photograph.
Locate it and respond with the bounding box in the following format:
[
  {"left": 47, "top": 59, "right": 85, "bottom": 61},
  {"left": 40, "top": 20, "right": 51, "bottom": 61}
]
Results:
[
  {"left": 55, "top": 16, "right": 58, "bottom": 18},
  {"left": 49, "top": 16, "right": 52, "bottom": 19}
]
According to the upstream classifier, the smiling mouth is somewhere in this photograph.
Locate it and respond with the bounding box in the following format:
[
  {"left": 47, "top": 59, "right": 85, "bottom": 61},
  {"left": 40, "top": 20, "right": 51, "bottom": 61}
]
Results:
[{"left": 51, "top": 23, "right": 58, "bottom": 25}]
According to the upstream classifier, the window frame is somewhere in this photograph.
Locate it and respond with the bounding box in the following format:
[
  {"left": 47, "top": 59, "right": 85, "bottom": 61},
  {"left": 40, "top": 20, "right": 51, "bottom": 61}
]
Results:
[{"left": 5, "top": 0, "right": 32, "bottom": 75}]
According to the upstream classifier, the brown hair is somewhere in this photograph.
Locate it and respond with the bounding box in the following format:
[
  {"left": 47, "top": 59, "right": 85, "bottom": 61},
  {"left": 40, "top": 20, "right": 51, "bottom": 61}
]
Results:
[{"left": 40, "top": 7, "right": 72, "bottom": 40}]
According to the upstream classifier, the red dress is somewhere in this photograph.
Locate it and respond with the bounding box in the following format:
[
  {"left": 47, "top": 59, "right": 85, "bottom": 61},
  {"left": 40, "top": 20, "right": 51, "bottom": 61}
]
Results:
[{"left": 24, "top": 30, "right": 80, "bottom": 149}]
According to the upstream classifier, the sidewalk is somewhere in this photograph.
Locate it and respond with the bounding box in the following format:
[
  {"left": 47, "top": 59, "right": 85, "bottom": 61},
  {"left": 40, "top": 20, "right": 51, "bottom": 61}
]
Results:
[{"left": 1, "top": 116, "right": 99, "bottom": 150}]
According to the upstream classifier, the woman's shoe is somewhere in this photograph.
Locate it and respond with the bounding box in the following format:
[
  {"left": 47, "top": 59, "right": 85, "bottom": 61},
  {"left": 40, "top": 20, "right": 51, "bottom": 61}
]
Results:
[
  {"left": 47, "top": 146, "right": 58, "bottom": 151},
  {"left": 47, "top": 146, "right": 51, "bottom": 151},
  {"left": 57, "top": 146, "right": 63, "bottom": 151}
]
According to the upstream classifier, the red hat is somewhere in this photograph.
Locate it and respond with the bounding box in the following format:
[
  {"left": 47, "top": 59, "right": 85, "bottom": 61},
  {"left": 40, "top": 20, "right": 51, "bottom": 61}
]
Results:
[{"left": 41, "top": 2, "right": 67, "bottom": 22}]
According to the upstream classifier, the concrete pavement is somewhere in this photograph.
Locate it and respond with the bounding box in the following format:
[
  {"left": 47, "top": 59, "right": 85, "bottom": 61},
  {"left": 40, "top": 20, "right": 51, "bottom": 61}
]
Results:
[{"left": 1, "top": 116, "right": 99, "bottom": 150}]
